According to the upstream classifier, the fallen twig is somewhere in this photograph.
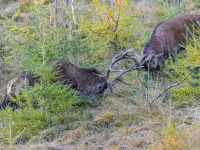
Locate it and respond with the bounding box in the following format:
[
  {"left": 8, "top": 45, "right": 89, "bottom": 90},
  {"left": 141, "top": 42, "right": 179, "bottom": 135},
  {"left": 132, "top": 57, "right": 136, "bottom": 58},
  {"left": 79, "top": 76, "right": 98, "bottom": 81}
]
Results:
[{"left": 149, "top": 74, "right": 189, "bottom": 107}]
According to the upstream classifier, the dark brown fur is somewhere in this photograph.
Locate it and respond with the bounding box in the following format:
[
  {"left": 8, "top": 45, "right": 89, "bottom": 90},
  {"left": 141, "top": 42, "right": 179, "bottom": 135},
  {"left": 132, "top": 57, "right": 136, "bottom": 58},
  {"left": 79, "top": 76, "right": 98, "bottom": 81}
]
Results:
[
  {"left": 55, "top": 60, "right": 108, "bottom": 100},
  {"left": 0, "top": 61, "right": 108, "bottom": 109},
  {"left": 142, "top": 14, "right": 200, "bottom": 70}
]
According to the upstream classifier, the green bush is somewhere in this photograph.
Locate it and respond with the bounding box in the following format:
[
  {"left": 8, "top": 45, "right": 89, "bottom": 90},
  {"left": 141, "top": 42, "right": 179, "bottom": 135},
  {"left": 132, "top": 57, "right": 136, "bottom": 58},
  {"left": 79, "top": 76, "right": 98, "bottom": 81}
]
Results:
[
  {"left": 0, "top": 82, "right": 80, "bottom": 144},
  {"left": 155, "top": 0, "right": 187, "bottom": 23},
  {"left": 0, "top": 3, "right": 96, "bottom": 145},
  {"left": 80, "top": 0, "right": 138, "bottom": 51},
  {"left": 163, "top": 29, "right": 200, "bottom": 102}
]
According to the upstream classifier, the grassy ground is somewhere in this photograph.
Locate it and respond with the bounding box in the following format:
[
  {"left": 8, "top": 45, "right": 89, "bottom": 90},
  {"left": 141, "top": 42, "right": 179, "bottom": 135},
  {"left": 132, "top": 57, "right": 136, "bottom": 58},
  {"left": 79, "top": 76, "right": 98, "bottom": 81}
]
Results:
[{"left": 1, "top": 0, "right": 200, "bottom": 150}]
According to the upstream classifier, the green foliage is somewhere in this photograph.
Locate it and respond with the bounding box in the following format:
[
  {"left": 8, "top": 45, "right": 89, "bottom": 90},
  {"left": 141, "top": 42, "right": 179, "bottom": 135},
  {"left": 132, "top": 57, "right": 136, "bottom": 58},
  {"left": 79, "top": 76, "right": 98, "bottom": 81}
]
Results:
[
  {"left": 51, "top": 31, "right": 109, "bottom": 68},
  {"left": 0, "top": 3, "right": 109, "bottom": 73},
  {"left": 0, "top": 37, "right": 10, "bottom": 90},
  {"left": 0, "top": 107, "right": 49, "bottom": 145},
  {"left": 0, "top": 82, "right": 80, "bottom": 144},
  {"left": 143, "top": 72, "right": 149, "bottom": 87},
  {"left": 193, "top": 0, "right": 200, "bottom": 3},
  {"left": 130, "top": 72, "right": 157, "bottom": 105},
  {"left": 0, "top": 3, "right": 96, "bottom": 145},
  {"left": 163, "top": 29, "right": 200, "bottom": 102},
  {"left": 155, "top": 0, "right": 187, "bottom": 22},
  {"left": 80, "top": 0, "right": 138, "bottom": 51},
  {"left": 11, "top": 83, "right": 79, "bottom": 113}
]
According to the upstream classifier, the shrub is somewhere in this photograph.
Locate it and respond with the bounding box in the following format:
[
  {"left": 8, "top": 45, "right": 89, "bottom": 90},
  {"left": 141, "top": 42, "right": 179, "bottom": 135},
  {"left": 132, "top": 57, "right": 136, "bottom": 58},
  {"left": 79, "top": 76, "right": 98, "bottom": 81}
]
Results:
[
  {"left": 0, "top": 3, "right": 94, "bottom": 145},
  {"left": 163, "top": 28, "right": 200, "bottom": 102},
  {"left": 155, "top": 0, "right": 187, "bottom": 22},
  {"left": 80, "top": 0, "right": 138, "bottom": 52},
  {"left": 0, "top": 82, "right": 80, "bottom": 144}
]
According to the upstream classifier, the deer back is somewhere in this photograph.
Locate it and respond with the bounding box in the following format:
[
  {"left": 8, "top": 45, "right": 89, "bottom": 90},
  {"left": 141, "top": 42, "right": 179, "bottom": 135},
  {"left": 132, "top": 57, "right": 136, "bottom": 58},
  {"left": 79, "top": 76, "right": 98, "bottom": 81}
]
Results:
[
  {"left": 142, "top": 14, "right": 200, "bottom": 70},
  {"left": 55, "top": 60, "right": 108, "bottom": 100}
]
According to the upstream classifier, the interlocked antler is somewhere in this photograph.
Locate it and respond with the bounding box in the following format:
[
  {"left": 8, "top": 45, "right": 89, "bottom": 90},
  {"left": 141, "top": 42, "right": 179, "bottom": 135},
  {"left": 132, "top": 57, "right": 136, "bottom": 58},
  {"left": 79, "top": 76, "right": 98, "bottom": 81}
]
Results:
[
  {"left": 106, "top": 48, "right": 143, "bottom": 93},
  {"left": 106, "top": 48, "right": 165, "bottom": 94},
  {"left": 106, "top": 48, "right": 139, "bottom": 78},
  {"left": 107, "top": 48, "right": 166, "bottom": 94}
]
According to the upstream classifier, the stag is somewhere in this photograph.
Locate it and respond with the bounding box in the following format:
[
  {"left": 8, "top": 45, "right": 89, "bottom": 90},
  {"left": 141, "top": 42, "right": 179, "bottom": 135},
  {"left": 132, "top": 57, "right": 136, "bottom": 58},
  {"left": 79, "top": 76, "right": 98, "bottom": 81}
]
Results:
[
  {"left": 54, "top": 60, "right": 108, "bottom": 100},
  {"left": 107, "top": 14, "right": 200, "bottom": 92},
  {"left": 0, "top": 61, "right": 109, "bottom": 109}
]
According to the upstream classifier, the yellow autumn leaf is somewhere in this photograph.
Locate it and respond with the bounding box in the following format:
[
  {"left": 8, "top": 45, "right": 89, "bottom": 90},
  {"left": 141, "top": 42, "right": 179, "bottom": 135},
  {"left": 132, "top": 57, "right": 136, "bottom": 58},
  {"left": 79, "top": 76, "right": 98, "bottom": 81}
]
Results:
[
  {"left": 115, "top": 0, "right": 121, "bottom": 6},
  {"left": 34, "top": 0, "right": 52, "bottom": 5},
  {"left": 108, "top": 146, "right": 120, "bottom": 150}
]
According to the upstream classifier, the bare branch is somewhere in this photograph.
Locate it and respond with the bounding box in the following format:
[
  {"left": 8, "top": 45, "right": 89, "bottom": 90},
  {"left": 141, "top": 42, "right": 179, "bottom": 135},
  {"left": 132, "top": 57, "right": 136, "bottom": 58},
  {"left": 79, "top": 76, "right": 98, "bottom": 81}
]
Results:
[
  {"left": 178, "top": 0, "right": 181, "bottom": 16},
  {"left": 149, "top": 74, "right": 189, "bottom": 107},
  {"left": 71, "top": 0, "right": 78, "bottom": 29},
  {"left": 28, "top": 15, "right": 43, "bottom": 40}
]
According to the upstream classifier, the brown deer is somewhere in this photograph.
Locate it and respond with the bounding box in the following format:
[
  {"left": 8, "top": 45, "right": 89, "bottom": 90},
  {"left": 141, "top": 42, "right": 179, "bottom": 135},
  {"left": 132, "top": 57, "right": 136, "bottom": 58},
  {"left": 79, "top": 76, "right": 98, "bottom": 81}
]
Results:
[
  {"left": 141, "top": 14, "right": 200, "bottom": 71},
  {"left": 106, "top": 14, "right": 200, "bottom": 92},
  {"left": 0, "top": 61, "right": 109, "bottom": 108},
  {"left": 54, "top": 60, "right": 108, "bottom": 100}
]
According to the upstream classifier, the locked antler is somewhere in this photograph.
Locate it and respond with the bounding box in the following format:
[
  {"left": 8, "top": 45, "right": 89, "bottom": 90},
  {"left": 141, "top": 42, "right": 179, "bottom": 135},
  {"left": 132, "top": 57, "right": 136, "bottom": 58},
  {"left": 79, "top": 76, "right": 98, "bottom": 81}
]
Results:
[
  {"left": 107, "top": 48, "right": 165, "bottom": 94},
  {"left": 106, "top": 48, "right": 144, "bottom": 93}
]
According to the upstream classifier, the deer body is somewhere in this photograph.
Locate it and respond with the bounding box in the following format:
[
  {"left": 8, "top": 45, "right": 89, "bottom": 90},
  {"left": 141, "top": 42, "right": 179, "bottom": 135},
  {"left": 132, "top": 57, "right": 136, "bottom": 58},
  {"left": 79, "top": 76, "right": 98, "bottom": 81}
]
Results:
[
  {"left": 0, "top": 61, "right": 108, "bottom": 109},
  {"left": 142, "top": 14, "right": 200, "bottom": 70},
  {"left": 55, "top": 60, "right": 108, "bottom": 100},
  {"left": 107, "top": 14, "right": 200, "bottom": 92}
]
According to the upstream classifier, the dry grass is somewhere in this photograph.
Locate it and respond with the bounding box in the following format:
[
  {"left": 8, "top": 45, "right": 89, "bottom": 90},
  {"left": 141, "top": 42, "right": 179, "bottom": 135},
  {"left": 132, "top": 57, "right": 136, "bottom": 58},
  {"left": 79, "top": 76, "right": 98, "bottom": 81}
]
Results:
[
  {"left": 1, "top": 0, "right": 200, "bottom": 150},
  {"left": 3, "top": 73, "right": 200, "bottom": 149}
]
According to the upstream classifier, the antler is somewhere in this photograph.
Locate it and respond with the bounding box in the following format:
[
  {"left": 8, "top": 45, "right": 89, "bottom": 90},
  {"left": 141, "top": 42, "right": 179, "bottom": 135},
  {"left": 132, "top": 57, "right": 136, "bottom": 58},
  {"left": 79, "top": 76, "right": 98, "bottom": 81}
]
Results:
[
  {"left": 106, "top": 48, "right": 140, "bottom": 78},
  {"left": 106, "top": 47, "right": 166, "bottom": 94},
  {"left": 106, "top": 48, "right": 143, "bottom": 93},
  {"left": 139, "top": 53, "right": 165, "bottom": 71},
  {"left": 109, "top": 64, "right": 143, "bottom": 93}
]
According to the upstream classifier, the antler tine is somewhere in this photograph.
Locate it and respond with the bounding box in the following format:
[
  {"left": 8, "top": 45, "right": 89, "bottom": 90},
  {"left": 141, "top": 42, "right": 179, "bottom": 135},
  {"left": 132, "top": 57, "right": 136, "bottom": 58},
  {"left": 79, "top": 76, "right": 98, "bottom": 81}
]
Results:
[
  {"left": 109, "top": 64, "right": 143, "bottom": 94},
  {"left": 138, "top": 54, "right": 155, "bottom": 67},
  {"left": 111, "top": 48, "right": 135, "bottom": 63},
  {"left": 138, "top": 53, "right": 165, "bottom": 70},
  {"left": 109, "top": 53, "right": 159, "bottom": 93},
  {"left": 108, "top": 52, "right": 165, "bottom": 94},
  {"left": 106, "top": 48, "right": 139, "bottom": 79}
]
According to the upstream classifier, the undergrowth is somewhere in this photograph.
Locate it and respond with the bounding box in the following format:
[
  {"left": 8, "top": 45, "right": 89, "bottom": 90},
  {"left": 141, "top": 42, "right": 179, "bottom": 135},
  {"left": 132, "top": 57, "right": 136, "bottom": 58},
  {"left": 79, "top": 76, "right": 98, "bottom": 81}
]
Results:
[
  {"left": 0, "top": 0, "right": 200, "bottom": 149},
  {"left": 162, "top": 28, "right": 200, "bottom": 103}
]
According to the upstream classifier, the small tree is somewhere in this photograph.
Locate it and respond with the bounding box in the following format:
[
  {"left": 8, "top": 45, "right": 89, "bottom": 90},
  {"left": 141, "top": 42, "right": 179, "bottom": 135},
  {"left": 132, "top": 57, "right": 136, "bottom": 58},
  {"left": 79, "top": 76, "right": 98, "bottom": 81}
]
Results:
[{"left": 80, "top": 0, "right": 138, "bottom": 52}]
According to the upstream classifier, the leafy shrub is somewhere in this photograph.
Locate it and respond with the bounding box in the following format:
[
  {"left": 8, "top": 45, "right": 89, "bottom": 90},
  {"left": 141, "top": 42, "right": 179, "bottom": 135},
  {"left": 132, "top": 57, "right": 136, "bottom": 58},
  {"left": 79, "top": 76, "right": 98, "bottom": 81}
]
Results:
[
  {"left": 80, "top": 0, "right": 138, "bottom": 51},
  {"left": 0, "top": 3, "right": 95, "bottom": 145},
  {"left": 163, "top": 28, "right": 200, "bottom": 102},
  {"left": 0, "top": 82, "right": 80, "bottom": 144},
  {"left": 0, "top": 107, "right": 50, "bottom": 145},
  {"left": 155, "top": 0, "right": 187, "bottom": 23}
]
